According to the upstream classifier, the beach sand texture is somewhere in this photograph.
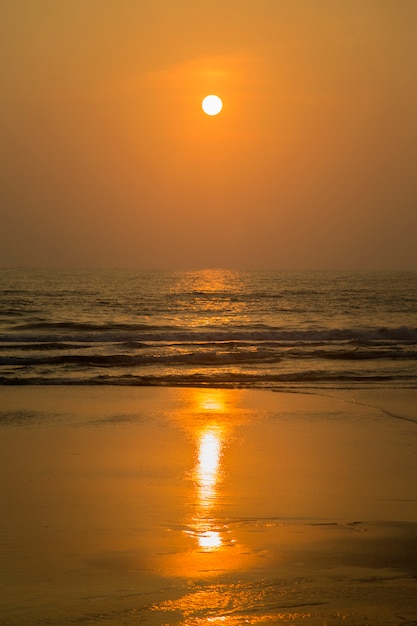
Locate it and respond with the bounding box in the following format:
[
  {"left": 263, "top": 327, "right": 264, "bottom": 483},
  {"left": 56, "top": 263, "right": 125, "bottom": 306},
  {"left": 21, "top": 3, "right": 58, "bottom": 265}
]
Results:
[{"left": 1, "top": 387, "right": 417, "bottom": 625}]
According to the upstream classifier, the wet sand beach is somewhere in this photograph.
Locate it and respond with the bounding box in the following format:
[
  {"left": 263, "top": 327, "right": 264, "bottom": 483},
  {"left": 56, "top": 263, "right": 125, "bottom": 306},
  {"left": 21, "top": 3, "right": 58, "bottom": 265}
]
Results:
[{"left": 1, "top": 386, "right": 417, "bottom": 625}]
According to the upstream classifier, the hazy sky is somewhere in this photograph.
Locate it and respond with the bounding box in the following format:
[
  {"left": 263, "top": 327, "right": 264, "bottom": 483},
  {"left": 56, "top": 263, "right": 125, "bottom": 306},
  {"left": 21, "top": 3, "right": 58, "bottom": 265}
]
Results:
[{"left": 1, "top": 1, "right": 417, "bottom": 269}]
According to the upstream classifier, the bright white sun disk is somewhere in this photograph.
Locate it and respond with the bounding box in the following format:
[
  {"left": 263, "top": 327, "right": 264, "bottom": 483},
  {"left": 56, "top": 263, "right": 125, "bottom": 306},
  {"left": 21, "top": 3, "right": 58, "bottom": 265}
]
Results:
[{"left": 202, "top": 95, "right": 223, "bottom": 116}]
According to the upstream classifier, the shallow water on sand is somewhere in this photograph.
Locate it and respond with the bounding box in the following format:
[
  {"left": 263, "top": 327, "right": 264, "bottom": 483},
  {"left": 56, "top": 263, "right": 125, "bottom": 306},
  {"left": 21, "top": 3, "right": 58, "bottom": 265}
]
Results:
[{"left": 1, "top": 387, "right": 417, "bottom": 625}]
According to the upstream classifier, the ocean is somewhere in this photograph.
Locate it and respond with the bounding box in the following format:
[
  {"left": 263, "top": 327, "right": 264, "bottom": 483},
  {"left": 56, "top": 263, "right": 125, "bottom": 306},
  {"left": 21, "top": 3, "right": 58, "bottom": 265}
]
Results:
[{"left": 1, "top": 268, "right": 416, "bottom": 389}]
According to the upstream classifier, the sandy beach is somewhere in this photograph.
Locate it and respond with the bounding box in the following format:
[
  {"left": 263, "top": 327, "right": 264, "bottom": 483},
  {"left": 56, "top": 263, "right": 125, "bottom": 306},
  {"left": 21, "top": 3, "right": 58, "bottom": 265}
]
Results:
[{"left": 1, "top": 386, "right": 417, "bottom": 625}]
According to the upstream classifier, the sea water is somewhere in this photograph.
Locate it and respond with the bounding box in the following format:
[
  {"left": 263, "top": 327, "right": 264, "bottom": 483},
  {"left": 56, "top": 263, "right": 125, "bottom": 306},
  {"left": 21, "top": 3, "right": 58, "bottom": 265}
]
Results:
[
  {"left": 2, "top": 272, "right": 417, "bottom": 626},
  {"left": 1, "top": 268, "right": 416, "bottom": 388}
]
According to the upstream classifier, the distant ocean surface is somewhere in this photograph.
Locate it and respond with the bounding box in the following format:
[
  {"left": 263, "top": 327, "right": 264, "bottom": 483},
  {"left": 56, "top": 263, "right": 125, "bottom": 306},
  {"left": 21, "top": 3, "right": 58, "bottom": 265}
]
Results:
[{"left": 1, "top": 268, "right": 416, "bottom": 389}]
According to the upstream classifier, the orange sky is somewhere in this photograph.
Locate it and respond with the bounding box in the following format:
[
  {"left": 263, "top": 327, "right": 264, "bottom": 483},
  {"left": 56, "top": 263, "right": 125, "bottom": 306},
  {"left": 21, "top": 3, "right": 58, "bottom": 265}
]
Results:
[{"left": 1, "top": 1, "right": 417, "bottom": 269}]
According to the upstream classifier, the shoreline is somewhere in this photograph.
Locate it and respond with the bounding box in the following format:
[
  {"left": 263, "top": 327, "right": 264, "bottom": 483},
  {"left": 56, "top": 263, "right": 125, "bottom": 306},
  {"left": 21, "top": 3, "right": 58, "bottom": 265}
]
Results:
[{"left": 1, "top": 386, "right": 417, "bottom": 625}]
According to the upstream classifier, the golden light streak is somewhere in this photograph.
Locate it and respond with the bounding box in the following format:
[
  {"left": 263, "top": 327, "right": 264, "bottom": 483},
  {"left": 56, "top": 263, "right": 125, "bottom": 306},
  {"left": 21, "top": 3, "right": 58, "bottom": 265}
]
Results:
[
  {"left": 187, "top": 390, "right": 229, "bottom": 551},
  {"left": 196, "top": 426, "right": 222, "bottom": 508}
]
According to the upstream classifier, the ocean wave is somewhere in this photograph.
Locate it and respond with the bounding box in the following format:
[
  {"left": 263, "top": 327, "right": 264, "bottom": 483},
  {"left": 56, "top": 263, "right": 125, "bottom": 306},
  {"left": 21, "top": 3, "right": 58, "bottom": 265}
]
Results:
[
  {"left": 1, "top": 344, "right": 416, "bottom": 369},
  {"left": 11, "top": 321, "right": 176, "bottom": 332},
  {"left": 2, "top": 269, "right": 416, "bottom": 390},
  {"left": 0, "top": 349, "right": 278, "bottom": 368},
  {"left": 1, "top": 325, "right": 417, "bottom": 345},
  {"left": 1, "top": 370, "right": 414, "bottom": 389},
  {"left": 0, "top": 342, "right": 89, "bottom": 352}
]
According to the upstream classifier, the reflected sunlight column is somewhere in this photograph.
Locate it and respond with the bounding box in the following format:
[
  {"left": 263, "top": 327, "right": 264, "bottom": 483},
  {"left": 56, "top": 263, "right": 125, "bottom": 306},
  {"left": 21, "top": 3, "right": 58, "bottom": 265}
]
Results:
[
  {"left": 188, "top": 390, "right": 228, "bottom": 551},
  {"left": 193, "top": 425, "right": 223, "bottom": 549}
]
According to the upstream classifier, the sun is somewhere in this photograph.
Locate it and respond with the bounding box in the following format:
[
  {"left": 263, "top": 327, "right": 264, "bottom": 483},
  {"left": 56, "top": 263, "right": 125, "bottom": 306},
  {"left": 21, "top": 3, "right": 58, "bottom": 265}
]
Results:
[{"left": 202, "top": 95, "right": 223, "bottom": 116}]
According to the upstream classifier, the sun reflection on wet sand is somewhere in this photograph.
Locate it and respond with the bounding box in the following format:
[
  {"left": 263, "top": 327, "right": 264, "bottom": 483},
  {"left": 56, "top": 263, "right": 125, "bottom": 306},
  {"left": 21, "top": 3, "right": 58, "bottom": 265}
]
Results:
[
  {"left": 196, "top": 427, "right": 222, "bottom": 506},
  {"left": 155, "top": 388, "right": 253, "bottom": 578},
  {"left": 185, "top": 390, "right": 230, "bottom": 551},
  {"left": 197, "top": 529, "right": 222, "bottom": 550},
  {"left": 5, "top": 388, "right": 417, "bottom": 624}
]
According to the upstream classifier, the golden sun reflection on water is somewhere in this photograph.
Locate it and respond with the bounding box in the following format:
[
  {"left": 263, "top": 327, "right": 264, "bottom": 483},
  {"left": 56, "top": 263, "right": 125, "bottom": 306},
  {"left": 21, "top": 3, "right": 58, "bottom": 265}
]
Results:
[
  {"left": 196, "top": 427, "right": 222, "bottom": 506},
  {"left": 159, "top": 388, "right": 255, "bottom": 578},
  {"left": 198, "top": 529, "right": 222, "bottom": 550},
  {"left": 190, "top": 423, "right": 226, "bottom": 551},
  {"left": 184, "top": 390, "right": 231, "bottom": 552},
  {"left": 193, "top": 388, "right": 227, "bottom": 413}
]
